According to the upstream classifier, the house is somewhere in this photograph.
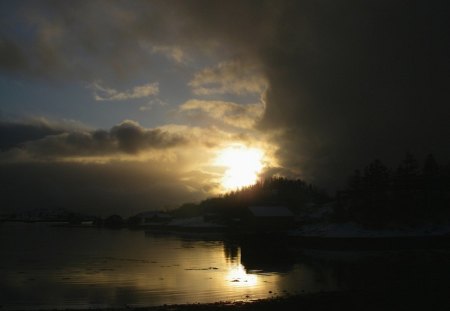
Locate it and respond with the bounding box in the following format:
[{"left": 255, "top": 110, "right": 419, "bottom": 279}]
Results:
[{"left": 247, "top": 206, "right": 295, "bottom": 230}]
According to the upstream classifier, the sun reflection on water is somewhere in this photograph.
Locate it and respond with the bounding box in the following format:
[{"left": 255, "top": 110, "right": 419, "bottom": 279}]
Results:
[
  {"left": 226, "top": 264, "right": 258, "bottom": 287},
  {"left": 223, "top": 245, "right": 259, "bottom": 288}
]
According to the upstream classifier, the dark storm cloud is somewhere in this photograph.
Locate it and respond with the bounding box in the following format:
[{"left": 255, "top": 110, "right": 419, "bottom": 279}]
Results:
[
  {"left": 256, "top": 1, "right": 450, "bottom": 187},
  {"left": 0, "top": 1, "right": 274, "bottom": 80},
  {"left": 110, "top": 120, "right": 187, "bottom": 153},
  {"left": 0, "top": 119, "right": 67, "bottom": 150},
  {"left": 2, "top": 1, "right": 449, "bottom": 188},
  {"left": 0, "top": 0, "right": 212, "bottom": 80},
  {"left": 0, "top": 1, "right": 151, "bottom": 79},
  {"left": 0, "top": 119, "right": 188, "bottom": 159},
  {"left": 171, "top": 0, "right": 450, "bottom": 187}
]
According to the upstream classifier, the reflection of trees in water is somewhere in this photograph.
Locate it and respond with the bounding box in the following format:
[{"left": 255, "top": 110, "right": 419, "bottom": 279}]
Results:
[
  {"left": 223, "top": 239, "right": 450, "bottom": 295},
  {"left": 223, "top": 241, "right": 239, "bottom": 263},
  {"left": 223, "top": 239, "right": 341, "bottom": 293},
  {"left": 224, "top": 237, "right": 297, "bottom": 274},
  {"left": 298, "top": 250, "right": 450, "bottom": 293}
]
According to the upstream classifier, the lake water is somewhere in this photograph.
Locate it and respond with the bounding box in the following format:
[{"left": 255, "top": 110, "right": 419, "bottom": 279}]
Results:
[{"left": 1, "top": 222, "right": 449, "bottom": 309}]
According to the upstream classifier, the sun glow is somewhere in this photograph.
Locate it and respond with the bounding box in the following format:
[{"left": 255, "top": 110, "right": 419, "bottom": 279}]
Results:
[{"left": 215, "top": 145, "right": 264, "bottom": 191}]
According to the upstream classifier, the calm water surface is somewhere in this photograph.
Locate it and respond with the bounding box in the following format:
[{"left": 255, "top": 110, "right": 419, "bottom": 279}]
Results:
[{"left": 1, "top": 222, "right": 449, "bottom": 309}]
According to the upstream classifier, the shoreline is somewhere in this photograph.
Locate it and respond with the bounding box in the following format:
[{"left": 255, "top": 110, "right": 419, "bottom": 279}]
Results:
[{"left": 11, "top": 290, "right": 449, "bottom": 311}]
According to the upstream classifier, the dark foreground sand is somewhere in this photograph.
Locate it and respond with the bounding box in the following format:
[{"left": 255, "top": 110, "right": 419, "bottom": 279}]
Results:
[{"left": 65, "top": 290, "right": 449, "bottom": 311}]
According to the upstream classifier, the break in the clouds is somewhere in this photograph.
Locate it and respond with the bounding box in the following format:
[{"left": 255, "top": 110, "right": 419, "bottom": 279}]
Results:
[{"left": 91, "top": 82, "right": 159, "bottom": 101}]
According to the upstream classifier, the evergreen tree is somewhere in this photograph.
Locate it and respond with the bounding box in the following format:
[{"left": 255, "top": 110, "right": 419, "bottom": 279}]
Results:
[
  {"left": 348, "top": 169, "right": 362, "bottom": 191},
  {"left": 396, "top": 152, "right": 419, "bottom": 189},
  {"left": 423, "top": 153, "right": 439, "bottom": 178},
  {"left": 363, "top": 159, "right": 390, "bottom": 191}
]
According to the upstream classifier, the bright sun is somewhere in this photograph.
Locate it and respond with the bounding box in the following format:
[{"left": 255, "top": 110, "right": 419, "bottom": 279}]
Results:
[{"left": 215, "top": 145, "right": 264, "bottom": 191}]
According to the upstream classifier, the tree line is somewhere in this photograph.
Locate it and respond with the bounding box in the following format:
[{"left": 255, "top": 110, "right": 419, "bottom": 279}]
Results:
[
  {"left": 173, "top": 177, "right": 330, "bottom": 221},
  {"left": 335, "top": 153, "right": 450, "bottom": 227}
]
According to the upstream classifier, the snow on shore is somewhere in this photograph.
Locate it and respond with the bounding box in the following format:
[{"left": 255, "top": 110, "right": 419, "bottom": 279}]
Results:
[{"left": 289, "top": 222, "right": 450, "bottom": 238}]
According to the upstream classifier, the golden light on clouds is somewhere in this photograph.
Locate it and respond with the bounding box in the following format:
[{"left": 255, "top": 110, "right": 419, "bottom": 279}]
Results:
[{"left": 215, "top": 144, "right": 264, "bottom": 191}]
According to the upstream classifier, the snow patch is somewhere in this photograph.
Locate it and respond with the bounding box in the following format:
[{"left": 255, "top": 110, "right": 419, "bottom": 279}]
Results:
[{"left": 290, "top": 222, "right": 450, "bottom": 238}]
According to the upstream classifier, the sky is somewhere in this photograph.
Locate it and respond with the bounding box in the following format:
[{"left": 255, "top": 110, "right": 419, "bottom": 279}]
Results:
[{"left": 1, "top": 0, "right": 449, "bottom": 216}]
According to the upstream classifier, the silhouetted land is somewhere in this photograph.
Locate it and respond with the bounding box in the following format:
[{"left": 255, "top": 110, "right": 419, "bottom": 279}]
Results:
[
  {"left": 173, "top": 177, "right": 330, "bottom": 220},
  {"left": 171, "top": 152, "right": 450, "bottom": 230},
  {"left": 6, "top": 153, "right": 449, "bottom": 233},
  {"left": 335, "top": 153, "right": 450, "bottom": 227}
]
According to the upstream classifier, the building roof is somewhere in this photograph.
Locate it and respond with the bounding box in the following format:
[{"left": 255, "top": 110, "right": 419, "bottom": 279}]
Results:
[{"left": 248, "top": 206, "right": 294, "bottom": 218}]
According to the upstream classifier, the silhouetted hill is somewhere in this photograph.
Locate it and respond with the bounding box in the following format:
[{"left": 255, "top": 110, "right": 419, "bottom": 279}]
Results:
[{"left": 173, "top": 177, "right": 331, "bottom": 220}]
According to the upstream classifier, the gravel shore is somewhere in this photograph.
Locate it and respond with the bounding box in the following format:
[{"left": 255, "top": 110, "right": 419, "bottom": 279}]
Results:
[{"left": 51, "top": 290, "right": 448, "bottom": 311}]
